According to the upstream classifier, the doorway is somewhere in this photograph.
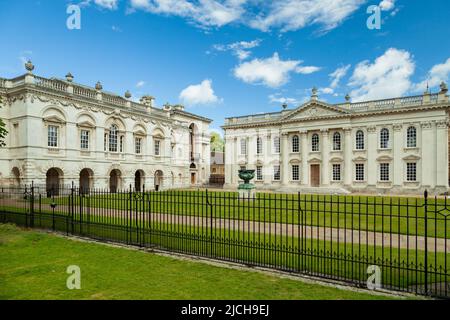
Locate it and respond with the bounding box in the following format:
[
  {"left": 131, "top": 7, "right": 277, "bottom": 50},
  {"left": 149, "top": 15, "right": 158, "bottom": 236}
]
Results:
[{"left": 310, "top": 164, "right": 320, "bottom": 187}]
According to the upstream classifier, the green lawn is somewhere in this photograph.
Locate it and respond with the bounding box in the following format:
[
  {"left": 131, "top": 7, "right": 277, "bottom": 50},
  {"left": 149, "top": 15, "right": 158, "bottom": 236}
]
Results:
[
  {"left": 30, "top": 190, "right": 450, "bottom": 238},
  {"left": 0, "top": 224, "right": 399, "bottom": 300}
]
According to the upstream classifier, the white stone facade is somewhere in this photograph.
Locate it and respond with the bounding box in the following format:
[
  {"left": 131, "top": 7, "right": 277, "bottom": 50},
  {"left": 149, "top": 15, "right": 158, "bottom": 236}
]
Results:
[
  {"left": 222, "top": 87, "right": 450, "bottom": 195},
  {"left": 0, "top": 63, "right": 211, "bottom": 191}
]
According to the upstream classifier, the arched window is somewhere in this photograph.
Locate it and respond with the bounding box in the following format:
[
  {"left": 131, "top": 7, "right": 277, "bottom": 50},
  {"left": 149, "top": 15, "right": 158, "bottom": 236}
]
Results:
[
  {"left": 333, "top": 132, "right": 341, "bottom": 151},
  {"left": 407, "top": 126, "right": 417, "bottom": 148},
  {"left": 356, "top": 130, "right": 364, "bottom": 150},
  {"left": 311, "top": 133, "right": 319, "bottom": 152},
  {"left": 292, "top": 135, "right": 299, "bottom": 153},
  {"left": 380, "top": 128, "right": 390, "bottom": 149},
  {"left": 256, "top": 137, "right": 262, "bottom": 154},
  {"left": 109, "top": 124, "right": 118, "bottom": 152}
]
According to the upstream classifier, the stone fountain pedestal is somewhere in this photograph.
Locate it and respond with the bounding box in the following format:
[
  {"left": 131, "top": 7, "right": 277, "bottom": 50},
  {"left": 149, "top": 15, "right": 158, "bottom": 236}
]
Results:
[{"left": 237, "top": 169, "right": 256, "bottom": 200}]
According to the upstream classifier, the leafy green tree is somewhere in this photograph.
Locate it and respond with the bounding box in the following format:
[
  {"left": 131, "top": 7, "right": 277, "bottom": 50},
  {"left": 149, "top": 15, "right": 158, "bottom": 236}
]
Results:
[
  {"left": 0, "top": 96, "right": 8, "bottom": 147},
  {"left": 210, "top": 131, "right": 224, "bottom": 152}
]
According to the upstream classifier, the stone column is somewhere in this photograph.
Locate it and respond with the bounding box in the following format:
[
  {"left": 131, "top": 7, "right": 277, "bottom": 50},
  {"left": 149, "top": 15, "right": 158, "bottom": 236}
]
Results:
[
  {"left": 264, "top": 133, "right": 272, "bottom": 185},
  {"left": 248, "top": 135, "right": 255, "bottom": 169},
  {"left": 436, "top": 120, "right": 448, "bottom": 188},
  {"left": 281, "top": 132, "right": 289, "bottom": 185},
  {"left": 393, "top": 124, "right": 403, "bottom": 187},
  {"left": 343, "top": 127, "right": 352, "bottom": 186},
  {"left": 231, "top": 137, "right": 238, "bottom": 185},
  {"left": 367, "top": 126, "right": 377, "bottom": 186},
  {"left": 300, "top": 130, "right": 308, "bottom": 186},
  {"left": 421, "top": 121, "right": 435, "bottom": 188},
  {"left": 321, "top": 129, "right": 330, "bottom": 186}
]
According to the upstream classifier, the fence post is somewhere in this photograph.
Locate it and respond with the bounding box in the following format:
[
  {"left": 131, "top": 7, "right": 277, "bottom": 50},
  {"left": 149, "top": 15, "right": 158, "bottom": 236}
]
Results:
[
  {"left": 71, "top": 181, "right": 75, "bottom": 235},
  {"left": 206, "top": 189, "right": 213, "bottom": 257},
  {"left": 424, "top": 189, "right": 428, "bottom": 295},
  {"left": 30, "top": 181, "right": 35, "bottom": 228}
]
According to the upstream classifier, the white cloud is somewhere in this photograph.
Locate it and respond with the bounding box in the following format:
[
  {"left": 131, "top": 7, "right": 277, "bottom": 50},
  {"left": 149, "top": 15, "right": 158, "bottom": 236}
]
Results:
[
  {"left": 349, "top": 48, "right": 415, "bottom": 102},
  {"left": 212, "top": 39, "right": 261, "bottom": 60},
  {"left": 179, "top": 79, "right": 221, "bottom": 106},
  {"left": 128, "top": 0, "right": 367, "bottom": 32},
  {"left": 413, "top": 58, "right": 450, "bottom": 93},
  {"left": 295, "top": 65, "right": 321, "bottom": 74},
  {"left": 94, "top": 0, "right": 119, "bottom": 10},
  {"left": 249, "top": 0, "right": 366, "bottom": 32},
  {"left": 330, "top": 64, "right": 351, "bottom": 89},
  {"left": 136, "top": 81, "right": 146, "bottom": 88},
  {"left": 233, "top": 53, "right": 320, "bottom": 88},
  {"left": 269, "top": 94, "right": 300, "bottom": 106},
  {"left": 379, "top": 0, "right": 395, "bottom": 11}
]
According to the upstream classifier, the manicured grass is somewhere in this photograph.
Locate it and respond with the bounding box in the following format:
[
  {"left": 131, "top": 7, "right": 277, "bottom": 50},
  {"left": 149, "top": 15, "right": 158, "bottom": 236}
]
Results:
[
  {"left": 0, "top": 224, "right": 397, "bottom": 300},
  {"left": 31, "top": 190, "right": 450, "bottom": 238}
]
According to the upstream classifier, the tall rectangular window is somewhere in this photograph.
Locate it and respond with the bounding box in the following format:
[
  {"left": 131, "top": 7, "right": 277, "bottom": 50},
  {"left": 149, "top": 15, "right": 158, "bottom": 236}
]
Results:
[
  {"left": 407, "top": 163, "right": 417, "bottom": 181},
  {"left": 292, "top": 165, "right": 299, "bottom": 181},
  {"left": 135, "top": 137, "right": 142, "bottom": 154},
  {"left": 240, "top": 138, "right": 247, "bottom": 155},
  {"left": 380, "top": 163, "right": 390, "bottom": 181},
  {"left": 48, "top": 125, "right": 58, "bottom": 147},
  {"left": 355, "top": 163, "right": 365, "bottom": 181},
  {"left": 119, "top": 136, "right": 124, "bottom": 153},
  {"left": 80, "top": 130, "right": 89, "bottom": 150},
  {"left": 273, "top": 136, "right": 280, "bottom": 153},
  {"left": 332, "top": 164, "right": 341, "bottom": 181},
  {"left": 256, "top": 166, "right": 263, "bottom": 181},
  {"left": 256, "top": 137, "right": 262, "bottom": 154},
  {"left": 154, "top": 139, "right": 160, "bottom": 156},
  {"left": 273, "top": 165, "right": 281, "bottom": 181}
]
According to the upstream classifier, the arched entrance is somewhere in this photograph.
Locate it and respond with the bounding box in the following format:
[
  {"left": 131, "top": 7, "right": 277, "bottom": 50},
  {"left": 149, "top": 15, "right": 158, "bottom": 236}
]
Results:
[
  {"left": 135, "top": 170, "right": 145, "bottom": 192},
  {"left": 11, "top": 167, "right": 20, "bottom": 187},
  {"left": 190, "top": 163, "right": 197, "bottom": 185},
  {"left": 79, "top": 168, "right": 93, "bottom": 194},
  {"left": 46, "top": 168, "right": 63, "bottom": 196},
  {"left": 154, "top": 170, "right": 163, "bottom": 191},
  {"left": 109, "top": 169, "right": 121, "bottom": 193}
]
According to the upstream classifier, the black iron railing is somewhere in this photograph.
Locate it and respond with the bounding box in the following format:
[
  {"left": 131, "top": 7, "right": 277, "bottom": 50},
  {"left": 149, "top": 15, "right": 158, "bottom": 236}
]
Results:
[{"left": 0, "top": 183, "right": 449, "bottom": 298}]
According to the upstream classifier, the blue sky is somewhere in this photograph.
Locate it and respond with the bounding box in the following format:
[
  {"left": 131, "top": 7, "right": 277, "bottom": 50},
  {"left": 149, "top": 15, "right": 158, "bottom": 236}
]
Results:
[{"left": 0, "top": 0, "right": 449, "bottom": 134}]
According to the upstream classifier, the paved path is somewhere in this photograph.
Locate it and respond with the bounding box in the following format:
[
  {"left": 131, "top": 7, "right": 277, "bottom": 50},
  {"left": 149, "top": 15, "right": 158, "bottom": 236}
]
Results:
[{"left": 3, "top": 199, "right": 449, "bottom": 253}]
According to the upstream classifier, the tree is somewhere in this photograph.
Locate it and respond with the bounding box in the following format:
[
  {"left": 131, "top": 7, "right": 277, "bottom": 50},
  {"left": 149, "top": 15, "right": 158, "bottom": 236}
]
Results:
[
  {"left": 0, "top": 96, "right": 8, "bottom": 147},
  {"left": 210, "top": 131, "right": 224, "bottom": 152}
]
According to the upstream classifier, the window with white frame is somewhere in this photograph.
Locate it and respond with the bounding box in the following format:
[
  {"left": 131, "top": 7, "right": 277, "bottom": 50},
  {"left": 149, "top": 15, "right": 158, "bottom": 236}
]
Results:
[
  {"left": 333, "top": 132, "right": 341, "bottom": 151},
  {"left": 273, "top": 165, "right": 281, "bottom": 181},
  {"left": 154, "top": 139, "right": 161, "bottom": 156},
  {"left": 355, "top": 163, "right": 365, "bottom": 181},
  {"left": 273, "top": 136, "right": 280, "bottom": 153},
  {"left": 109, "top": 124, "right": 118, "bottom": 152},
  {"left": 256, "top": 166, "right": 263, "bottom": 181},
  {"left": 80, "top": 130, "right": 89, "bottom": 150},
  {"left": 256, "top": 137, "right": 263, "bottom": 154},
  {"left": 135, "top": 137, "right": 142, "bottom": 154},
  {"left": 311, "top": 133, "right": 319, "bottom": 151},
  {"left": 356, "top": 130, "right": 365, "bottom": 150},
  {"left": 332, "top": 164, "right": 341, "bottom": 181},
  {"left": 292, "top": 164, "right": 299, "bottom": 181},
  {"left": 292, "top": 135, "right": 299, "bottom": 153},
  {"left": 406, "top": 163, "right": 417, "bottom": 181},
  {"left": 47, "top": 125, "right": 58, "bottom": 147},
  {"left": 380, "top": 128, "right": 390, "bottom": 149},
  {"left": 240, "top": 138, "right": 247, "bottom": 155},
  {"left": 380, "top": 163, "right": 390, "bottom": 181},
  {"left": 407, "top": 126, "right": 417, "bottom": 148}
]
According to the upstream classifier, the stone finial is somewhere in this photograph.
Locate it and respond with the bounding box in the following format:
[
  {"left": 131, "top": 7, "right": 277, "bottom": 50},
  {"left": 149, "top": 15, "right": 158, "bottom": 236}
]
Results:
[
  {"left": 345, "top": 93, "right": 351, "bottom": 102},
  {"left": 140, "top": 95, "right": 154, "bottom": 107},
  {"left": 65, "top": 72, "right": 74, "bottom": 82},
  {"left": 440, "top": 81, "right": 448, "bottom": 94},
  {"left": 125, "top": 90, "right": 132, "bottom": 99},
  {"left": 95, "top": 81, "right": 103, "bottom": 91},
  {"left": 25, "top": 60, "right": 34, "bottom": 74},
  {"left": 163, "top": 102, "right": 172, "bottom": 111},
  {"left": 311, "top": 86, "right": 318, "bottom": 100},
  {"left": 282, "top": 102, "right": 288, "bottom": 110}
]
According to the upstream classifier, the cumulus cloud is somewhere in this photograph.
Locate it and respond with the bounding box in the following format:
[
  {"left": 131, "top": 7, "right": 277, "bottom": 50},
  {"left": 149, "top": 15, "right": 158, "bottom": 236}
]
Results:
[
  {"left": 296, "top": 65, "right": 321, "bottom": 74},
  {"left": 413, "top": 58, "right": 450, "bottom": 93},
  {"left": 330, "top": 64, "right": 351, "bottom": 89},
  {"left": 379, "top": 0, "right": 395, "bottom": 11},
  {"left": 269, "top": 93, "right": 301, "bottom": 106},
  {"left": 94, "top": 0, "right": 119, "bottom": 10},
  {"left": 136, "top": 81, "right": 146, "bottom": 88},
  {"left": 179, "top": 79, "right": 221, "bottom": 106},
  {"left": 128, "top": 0, "right": 367, "bottom": 32},
  {"left": 348, "top": 48, "right": 415, "bottom": 102},
  {"left": 212, "top": 39, "right": 261, "bottom": 60},
  {"left": 233, "top": 53, "right": 320, "bottom": 88}
]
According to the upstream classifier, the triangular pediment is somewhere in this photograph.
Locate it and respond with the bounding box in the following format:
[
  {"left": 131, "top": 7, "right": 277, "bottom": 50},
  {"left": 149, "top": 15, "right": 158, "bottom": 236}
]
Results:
[{"left": 282, "top": 100, "right": 349, "bottom": 121}]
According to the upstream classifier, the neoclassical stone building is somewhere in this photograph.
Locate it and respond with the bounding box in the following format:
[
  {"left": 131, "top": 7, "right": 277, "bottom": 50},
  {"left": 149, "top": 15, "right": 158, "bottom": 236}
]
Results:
[
  {"left": 0, "top": 61, "right": 211, "bottom": 192},
  {"left": 222, "top": 86, "right": 450, "bottom": 194}
]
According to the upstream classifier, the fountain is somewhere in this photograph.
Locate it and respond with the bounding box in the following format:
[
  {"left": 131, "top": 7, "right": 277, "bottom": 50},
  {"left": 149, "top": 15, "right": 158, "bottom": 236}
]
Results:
[{"left": 238, "top": 169, "right": 256, "bottom": 199}]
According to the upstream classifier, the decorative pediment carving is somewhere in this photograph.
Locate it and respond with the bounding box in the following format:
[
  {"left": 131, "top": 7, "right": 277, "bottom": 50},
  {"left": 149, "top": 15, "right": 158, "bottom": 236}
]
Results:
[
  {"left": 403, "top": 154, "right": 421, "bottom": 161},
  {"left": 43, "top": 115, "right": 65, "bottom": 124},
  {"left": 282, "top": 101, "right": 349, "bottom": 121}
]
